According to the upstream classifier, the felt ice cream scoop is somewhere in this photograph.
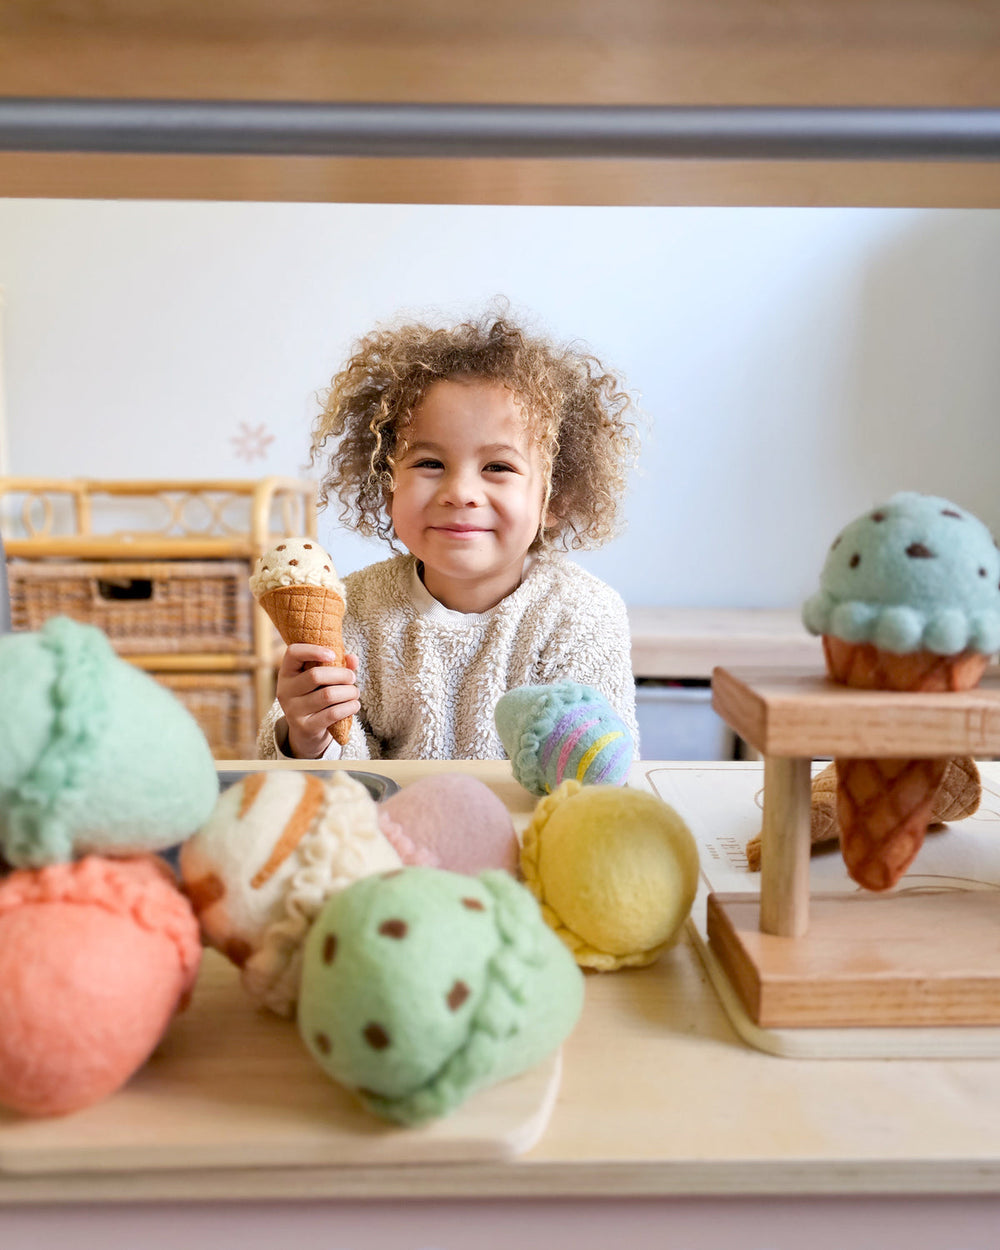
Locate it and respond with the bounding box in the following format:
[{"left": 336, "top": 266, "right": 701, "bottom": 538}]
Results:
[
  {"left": 250, "top": 537, "right": 351, "bottom": 746},
  {"left": 377, "top": 774, "right": 519, "bottom": 875},
  {"left": 520, "top": 780, "right": 699, "bottom": 971},
  {"left": 297, "top": 865, "right": 584, "bottom": 1126},
  {"left": 0, "top": 855, "right": 201, "bottom": 1116},
  {"left": 802, "top": 492, "right": 1000, "bottom": 891},
  {"left": 494, "top": 680, "right": 634, "bottom": 797},
  {"left": 0, "top": 617, "right": 219, "bottom": 870},
  {"left": 180, "top": 770, "right": 401, "bottom": 1016}
]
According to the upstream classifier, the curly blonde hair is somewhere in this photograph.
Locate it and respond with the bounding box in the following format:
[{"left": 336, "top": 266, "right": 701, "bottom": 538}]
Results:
[{"left": 310, "top": 308, "right": 640, "bottom": 552}]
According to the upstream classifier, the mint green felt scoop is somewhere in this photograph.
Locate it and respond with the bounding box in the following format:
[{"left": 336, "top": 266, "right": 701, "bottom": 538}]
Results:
[
  {"left": 0, "top": 617, "right": 219, "bottom": 868},
  {"left": 297, "top": 866, "right": 585, "bottom": 1126}
]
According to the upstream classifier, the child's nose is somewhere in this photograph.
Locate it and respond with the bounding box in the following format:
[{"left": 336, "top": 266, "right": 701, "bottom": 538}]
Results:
[{"left": 437, "top": 467, "right": 484, "bottom": 507}]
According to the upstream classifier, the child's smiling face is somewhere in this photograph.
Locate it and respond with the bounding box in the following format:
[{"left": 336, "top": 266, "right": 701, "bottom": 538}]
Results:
[{"left": 389, "top": 378, "right": 551, "bottom": 613}]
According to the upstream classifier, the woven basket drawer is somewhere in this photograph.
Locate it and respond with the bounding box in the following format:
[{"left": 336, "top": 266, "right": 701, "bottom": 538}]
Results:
[
  {"left": 153, "top": 671, "right": 257, "bottom": 760},
  {"left": 7, "top": 560, "right": 253, "bottom": 654}
]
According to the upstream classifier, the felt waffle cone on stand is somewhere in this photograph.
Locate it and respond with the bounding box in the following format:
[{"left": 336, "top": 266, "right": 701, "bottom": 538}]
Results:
[
  {"left": 743, "top": 754, "right": 981, "bottom": 872},
  {"left": 259, "top": 584, "right": 350, "bottom": 746},
  {"left": 823, "top": 636, "right": 989, "bottom": 892}
]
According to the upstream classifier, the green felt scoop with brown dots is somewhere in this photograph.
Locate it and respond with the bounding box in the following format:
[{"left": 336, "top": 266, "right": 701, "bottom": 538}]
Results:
[{"left": 296, "top": 866, "right": 584, "bottom": 1126}]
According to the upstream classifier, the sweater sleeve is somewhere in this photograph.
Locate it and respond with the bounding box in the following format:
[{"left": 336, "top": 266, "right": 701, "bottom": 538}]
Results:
[
  {"left": 532, "top": 575, "right": 640, "bottom": 759},
  {"left": 255, "top": 698, "right": 373, "bottom": 761}
]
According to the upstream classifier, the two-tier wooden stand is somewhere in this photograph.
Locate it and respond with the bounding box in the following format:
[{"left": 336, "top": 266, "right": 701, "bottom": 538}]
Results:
[{"left": 708, "top": 666, "right": 1000, "bottom": 1029}]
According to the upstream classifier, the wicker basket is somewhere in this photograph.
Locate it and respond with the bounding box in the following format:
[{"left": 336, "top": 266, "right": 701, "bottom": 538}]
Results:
[
  {"left": 152, "top": 671, "right": 257, "bottom": 760},
  {"left": 7, "top": 559, "right": 253, "bottom": 655}
]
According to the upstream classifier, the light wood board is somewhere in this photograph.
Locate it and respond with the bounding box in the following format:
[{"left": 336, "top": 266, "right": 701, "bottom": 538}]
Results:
[
  {"left": 10, "top": 762, "right": 1000, "bottom": 1205},
  {"left": 0, "top": 950, "right": 561, "bottom": 1176}
]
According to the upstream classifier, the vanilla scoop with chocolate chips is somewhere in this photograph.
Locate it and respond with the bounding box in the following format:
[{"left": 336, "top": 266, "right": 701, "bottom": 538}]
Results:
[{"left": 250, "top": 537, "right": 344, "bottom": 597}]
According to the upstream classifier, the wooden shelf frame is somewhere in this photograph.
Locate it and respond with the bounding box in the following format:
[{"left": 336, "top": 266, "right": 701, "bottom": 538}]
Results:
[
  {"left": 0, "top": 475, "right": 317, "bottom": 751},
  {"left": 5, "top": 0, "right": 1000, "bottom": 206}
]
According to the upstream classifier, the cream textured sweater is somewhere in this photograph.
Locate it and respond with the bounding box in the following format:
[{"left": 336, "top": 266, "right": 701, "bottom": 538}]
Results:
[{"left": 257, "top": 550, "right": 639, "bottom": 762}]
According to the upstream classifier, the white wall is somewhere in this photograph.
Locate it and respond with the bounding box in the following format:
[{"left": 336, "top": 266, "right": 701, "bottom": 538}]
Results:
[{"left": 1, "top": 199, "right": 998, "bottom": 609}]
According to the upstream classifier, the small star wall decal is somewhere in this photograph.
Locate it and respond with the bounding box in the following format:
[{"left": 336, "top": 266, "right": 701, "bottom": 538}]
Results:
[{"left": 231, "top": 421, "right": 275, "bottom": 463}]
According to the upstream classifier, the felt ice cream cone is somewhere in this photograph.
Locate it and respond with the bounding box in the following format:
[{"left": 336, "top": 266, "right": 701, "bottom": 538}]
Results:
[
  {"left": 803, "top": 493, "right": 1000, "bottom": 892},
  {"left": 250, "top": 538, "right": 352, "bottom": 747},
  {"left": 297, "top": 866, "right": 584, "bottom": 1126}
]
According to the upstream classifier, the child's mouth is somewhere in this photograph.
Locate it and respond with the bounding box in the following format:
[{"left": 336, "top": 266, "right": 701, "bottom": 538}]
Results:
[{"left": 433, "top": 526, "right": 488, "bottom": 537}]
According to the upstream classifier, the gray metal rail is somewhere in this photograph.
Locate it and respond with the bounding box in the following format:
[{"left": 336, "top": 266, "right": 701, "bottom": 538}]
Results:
[{"left": 2, "top": 100, "right": 1000, "bottom": 160}]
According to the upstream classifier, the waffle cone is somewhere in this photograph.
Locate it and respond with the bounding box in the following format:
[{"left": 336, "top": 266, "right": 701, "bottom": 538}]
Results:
[
  {"left": 822, "top": 636, "right": 988, "bottom": 891},
  {"left": 259, "top": 585, "right": 351, "bottom": 746},
  {"left": 744, "top": 755, "right": 981, "bottom": 872},
  {"left": 822, "top": 636, "right": 988, "bottom": 692},
  {"left": 835, "top": 755, "right": 947, "bottom": 891}
]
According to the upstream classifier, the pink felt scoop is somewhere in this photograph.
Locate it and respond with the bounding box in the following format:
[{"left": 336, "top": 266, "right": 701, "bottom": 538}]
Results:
[
  {"left": 0, "top": 855, "right": 201, "bottom": 1117},
  {"left": 377, "top": 774, "right": 519, "bottom": 876}
]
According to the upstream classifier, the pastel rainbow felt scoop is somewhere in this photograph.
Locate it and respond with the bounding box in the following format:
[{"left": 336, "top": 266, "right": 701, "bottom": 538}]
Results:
[
  {"left": 297, "top": 866, "right": 584, "bottom": 1126},
  {"left": 0, "top": 855, "right": 201, "bottom": 1116},
  {"left": 0, "top": 617, "right": 219, "bottom": 870},
  {"left": 494, "top": 680, "right": 633, "bottom": 797},
  {"left": 180, "top": 770, "right": 401, "bottom": 1016},
  {"left": 802, "top": 491, "right": 1000, "bottom": 891},
  {"left": 250, "top": 537, "right": 351, "bottom": 746}
]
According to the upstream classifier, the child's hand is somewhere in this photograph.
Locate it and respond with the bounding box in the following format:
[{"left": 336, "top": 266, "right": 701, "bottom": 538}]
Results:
[{"left": 276, "top": 645, "right": 360, "bottom": 760}]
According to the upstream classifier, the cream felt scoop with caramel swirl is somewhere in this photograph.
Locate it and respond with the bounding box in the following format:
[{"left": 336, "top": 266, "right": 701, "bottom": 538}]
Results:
[{"left": 180, "top": 771, "right": 401, "bottom": 1017}]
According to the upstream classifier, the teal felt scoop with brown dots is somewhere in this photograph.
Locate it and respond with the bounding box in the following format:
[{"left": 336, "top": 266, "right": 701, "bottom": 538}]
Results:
[
  {"left": 802, "top": 491, "right": 1000, "bottom": 658},
  {"left": 296, "top": 866, "right": 584, "bottom": 1126}
]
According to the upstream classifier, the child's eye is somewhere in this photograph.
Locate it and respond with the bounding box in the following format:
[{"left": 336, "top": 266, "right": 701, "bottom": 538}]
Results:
[
  {"left": 413, "top": 458, "right": 443, "bottom": 469},
  {"left": 485, "top": 462, "right": 515, "bottom": 474}
]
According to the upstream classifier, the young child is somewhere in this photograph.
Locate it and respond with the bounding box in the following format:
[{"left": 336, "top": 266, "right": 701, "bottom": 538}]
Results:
[{"left": 257, "top": 308, "right": 641, "bottom": 762}]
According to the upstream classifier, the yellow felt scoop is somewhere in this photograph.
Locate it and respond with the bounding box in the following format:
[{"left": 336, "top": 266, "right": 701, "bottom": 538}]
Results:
[{"left": 521, "top": 780, "right": 699, "bottom": 972}]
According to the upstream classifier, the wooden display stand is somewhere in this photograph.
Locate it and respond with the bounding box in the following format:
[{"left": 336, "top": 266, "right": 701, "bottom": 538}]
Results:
[
  {"left": 708, "top": 666, "right": 1000, "bottom": 1029},
  {"left": 0, "top": 477, "right": 316, "bottom": 757}
]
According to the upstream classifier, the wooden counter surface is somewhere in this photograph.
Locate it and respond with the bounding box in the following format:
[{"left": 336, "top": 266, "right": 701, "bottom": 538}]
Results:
[
  {"left": 4, "top": 758, "right": 1000, "bottom": 1206},
  {"left": 628, "top": 607, "right": 821, "bottom": 677}
]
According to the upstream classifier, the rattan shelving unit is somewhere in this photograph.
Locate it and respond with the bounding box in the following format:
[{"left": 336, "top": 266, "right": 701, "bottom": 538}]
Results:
[{"left": 0, "top": 477, "right": 316, "bottom": 758}]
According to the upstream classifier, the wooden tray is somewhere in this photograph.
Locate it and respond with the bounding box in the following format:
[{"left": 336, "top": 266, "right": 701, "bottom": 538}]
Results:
[{"left": 0, "top": 950, "right": 561, "bottom": 1176}]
